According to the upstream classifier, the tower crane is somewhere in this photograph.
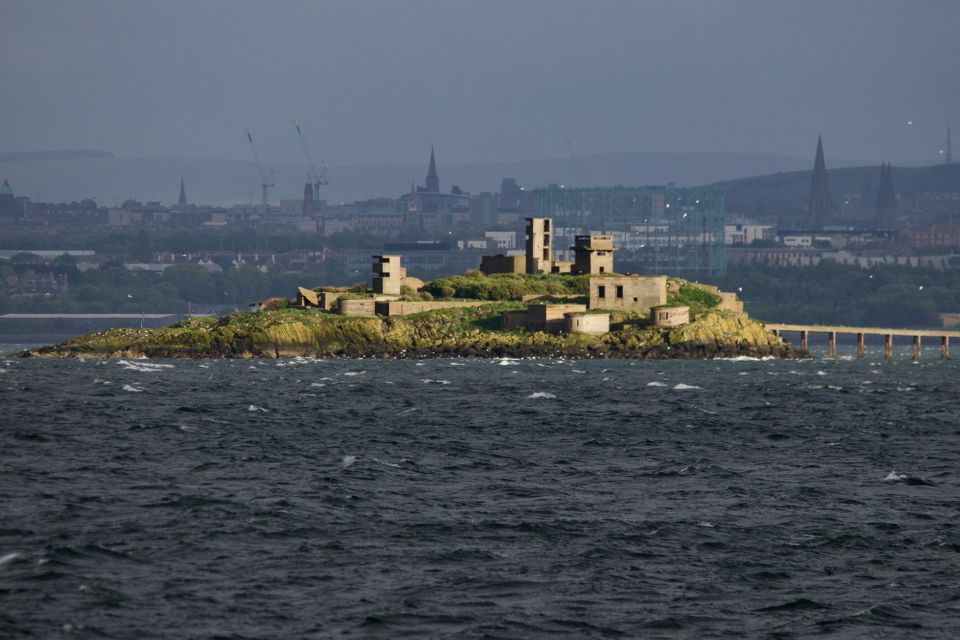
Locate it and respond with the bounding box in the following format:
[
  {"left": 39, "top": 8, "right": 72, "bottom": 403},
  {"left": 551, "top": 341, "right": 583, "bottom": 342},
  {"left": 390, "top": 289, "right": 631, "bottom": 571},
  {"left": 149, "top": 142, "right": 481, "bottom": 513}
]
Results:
[
  {"left": 565, "top": 135, "right": 587, "bottom": 230},
  {"left": 293, "top": 120, "right": 328, "bottom": 194},
  {"left": 245, "top": 129, "right": 274, "bottom": 206}
]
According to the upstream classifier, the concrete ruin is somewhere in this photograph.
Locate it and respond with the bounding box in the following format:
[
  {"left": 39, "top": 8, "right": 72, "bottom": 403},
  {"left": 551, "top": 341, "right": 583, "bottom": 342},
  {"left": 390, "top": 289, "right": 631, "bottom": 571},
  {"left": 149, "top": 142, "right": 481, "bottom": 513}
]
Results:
[
  {"left": 652, "top": 305, "right": 690, "bottom": 327},
  {"left": 590, "top": 275, "right": 667, "bottom": 314},
  {"left": 500, "top": 302, "right": 588, "bottom": 332},
  {"left": 375, "top": 300, "right": 490, "bottom": 316},
  {"left": 293, "top": 287, "right": 346, "bottom": 310},
  {"left": 480, "top": 254, "right": 525, "bottom": 275},
  {"left": 525, "top": 217, "right": 552, "bottom": 274},
  {"left": 372, "top": 254, "right": 405, "bottom": 295},
  {"left": 338, "top": 298, "right": 377, "bottom": 317},
  {"left": 565, "top": 312, "right": 610, "bottom": 335},
  {"left": 572, "top": 234, "right": 615, "bottom": 275}
]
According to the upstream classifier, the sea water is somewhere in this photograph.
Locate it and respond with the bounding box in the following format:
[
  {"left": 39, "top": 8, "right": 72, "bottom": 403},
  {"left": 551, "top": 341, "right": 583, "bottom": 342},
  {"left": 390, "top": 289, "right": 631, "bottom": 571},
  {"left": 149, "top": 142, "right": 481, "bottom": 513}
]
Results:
[{"left": 1, "top": 349, "right": 959, "bottom": 638}]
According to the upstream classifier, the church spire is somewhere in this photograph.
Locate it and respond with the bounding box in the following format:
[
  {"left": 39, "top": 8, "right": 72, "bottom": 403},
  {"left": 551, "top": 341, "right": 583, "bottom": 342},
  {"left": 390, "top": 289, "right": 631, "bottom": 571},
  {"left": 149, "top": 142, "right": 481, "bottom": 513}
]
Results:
[
  {"left": 425, "top": 146, "right": 439, "bottom": 193},
  {"left": 808, "top": 135, "right": 832, "bottom": 228},
  {"left": 876, "top": 162, "right": 896, "bottom": 227},
  {"left": 178, "top": 177, "right": 187, "bottom": 207}
]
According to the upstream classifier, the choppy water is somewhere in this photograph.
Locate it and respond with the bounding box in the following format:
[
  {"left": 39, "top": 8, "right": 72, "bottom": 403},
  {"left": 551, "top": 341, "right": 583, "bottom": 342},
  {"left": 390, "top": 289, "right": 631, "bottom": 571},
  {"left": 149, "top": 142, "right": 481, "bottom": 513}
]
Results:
[{"left": 2, "top": 347, "right": 960, "bottom": 638}]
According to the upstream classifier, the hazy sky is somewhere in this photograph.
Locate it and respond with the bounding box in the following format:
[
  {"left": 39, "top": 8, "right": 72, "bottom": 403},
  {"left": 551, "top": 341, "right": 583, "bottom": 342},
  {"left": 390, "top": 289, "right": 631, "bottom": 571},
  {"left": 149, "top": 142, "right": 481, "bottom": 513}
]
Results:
[{"left": 2, "top": 0, "right": 958, "bottom": 167}]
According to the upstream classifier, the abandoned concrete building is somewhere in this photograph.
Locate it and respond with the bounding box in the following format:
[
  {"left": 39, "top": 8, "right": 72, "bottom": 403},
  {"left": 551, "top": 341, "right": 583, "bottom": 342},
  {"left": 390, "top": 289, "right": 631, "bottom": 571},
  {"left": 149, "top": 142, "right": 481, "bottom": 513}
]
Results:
[
  {"left": 525, "top": 217, "right": 552, "bottom": 274},
  {"left": 590, "top": 275, "right": 667, "bottom": 314},
  {"left": 295, "top": 287, "right": 320, "bottom": 308},
  {"left": 572, "top": 234, "right": 615, "bottom": 275},
  {"left": 565, "top": 312, "right": 610, "bottom": 335},
  {"left": 480, "top": 253, "right": 525, "bottom": 275},
  {"left": 294, "top": 287, "right": 344, "bottom": 310},
  {"left": 652, "top": 305, "right": 690, "bottom": 327},
  {"left": 501, "top": 302, "right": 588, "bottom": 332},
  {"left": 372, "top": 254, "right": 405, "bottom": 295},
  {"left": 285, "top": 231, "right": 745, "bottom": 336}
]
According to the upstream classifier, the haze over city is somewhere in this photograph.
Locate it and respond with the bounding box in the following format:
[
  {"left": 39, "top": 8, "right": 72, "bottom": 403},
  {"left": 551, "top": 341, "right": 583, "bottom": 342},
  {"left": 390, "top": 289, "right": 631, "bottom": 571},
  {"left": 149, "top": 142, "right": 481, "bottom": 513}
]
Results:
[{"left": 2, "top": 0, "right": 958, "bottom": 169}]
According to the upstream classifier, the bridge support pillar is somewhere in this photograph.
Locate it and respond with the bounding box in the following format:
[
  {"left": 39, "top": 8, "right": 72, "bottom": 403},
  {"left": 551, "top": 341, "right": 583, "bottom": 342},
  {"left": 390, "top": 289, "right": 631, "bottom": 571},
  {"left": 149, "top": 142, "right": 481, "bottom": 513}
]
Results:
[
  {"left": 800, "top": 330, "right": 808, "bottom": 352},
  {"left": 828, "top": 331, "right": 837, "bottom": 358},
  {"left": 913, "top": 335, "right": 922, "bottom": 361},
  {"left": 942, "top": 336, "right": 950, "bottom": 360},
  {"left": 885, "top": 334, "right": 893, "bottom": 358},
  {"left": 857, "top": 332, "right": 865, "bottom": 358}
]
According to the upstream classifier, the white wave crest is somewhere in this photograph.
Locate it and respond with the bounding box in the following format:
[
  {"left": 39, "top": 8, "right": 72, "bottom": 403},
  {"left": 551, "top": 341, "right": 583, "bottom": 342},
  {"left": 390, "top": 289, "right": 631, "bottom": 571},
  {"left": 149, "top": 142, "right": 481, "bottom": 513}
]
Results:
[
  {"left": 372, "top": 457, "right": 407, "bottom": 468},
  {"left": 342, "top": 455, "right": 357, "bottom": 468},
  {"left": 673, "top": 383, "right": 701, "bottom": 390},
  {"left": 247, "top": 404, "right": 268, "bottom": 412},
  {"left": 528, "top": 392, "right": 556, "bottom": 399},
  {"left": 646, "top": 381, "right": 668, "bottom": 387},
  {"left": 117, "top": 360, "right": 173, "bottom": 373},
  {"left": 884, "top": 470, "right": 908, "bottom": 482},
  {"left": 122, "top": 384, "right": 144, "bottom": 393}
]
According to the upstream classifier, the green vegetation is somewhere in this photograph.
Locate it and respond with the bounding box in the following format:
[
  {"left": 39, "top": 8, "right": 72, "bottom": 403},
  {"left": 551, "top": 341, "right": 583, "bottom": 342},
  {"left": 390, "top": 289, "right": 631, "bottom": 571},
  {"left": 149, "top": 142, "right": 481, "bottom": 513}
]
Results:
[
  {"left": 24, "top": 303, "right": 790, "bottom": 360},
  {"left": 668, "top": 281, "right": 722, "bottom": 319},
  {"left": 0, "top": 257, "right": 350, "bottom": 315},
  {"left": 424, "top": 273, "right": 591, "bottom": 300},
  {"left": 17, "top": 271, "right": 795, "bottom": 360},
  {"left": 705, "top": 263, "right": 960, "bottom": 328}
]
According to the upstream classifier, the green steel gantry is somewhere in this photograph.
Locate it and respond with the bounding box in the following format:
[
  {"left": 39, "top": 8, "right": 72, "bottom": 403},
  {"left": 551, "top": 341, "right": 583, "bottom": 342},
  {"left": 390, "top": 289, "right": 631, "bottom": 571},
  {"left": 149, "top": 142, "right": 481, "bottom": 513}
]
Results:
[{"left": 533, "top": 185, "right": 726, "bottom": 276}]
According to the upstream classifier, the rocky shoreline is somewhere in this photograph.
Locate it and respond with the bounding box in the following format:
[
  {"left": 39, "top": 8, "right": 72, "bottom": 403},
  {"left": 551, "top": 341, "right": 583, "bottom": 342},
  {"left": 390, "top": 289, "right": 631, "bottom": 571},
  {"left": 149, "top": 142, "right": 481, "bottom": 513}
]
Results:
[{"left": 16, "top": 306, "right": 803, "bottom": 361}]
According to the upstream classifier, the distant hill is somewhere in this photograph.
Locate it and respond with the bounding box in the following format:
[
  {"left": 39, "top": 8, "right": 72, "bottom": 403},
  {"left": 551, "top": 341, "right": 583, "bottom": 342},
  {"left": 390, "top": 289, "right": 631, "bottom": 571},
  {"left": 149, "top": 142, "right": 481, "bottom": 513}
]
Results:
[
  {"left": 705, "top": 162, "right": 960, "bottom": 221},
  {"left": 0, "top": 150, "right": 832, "bottom": 206},
  {"left": 0, "top": 150, "right": 115, "bottom": 162}
]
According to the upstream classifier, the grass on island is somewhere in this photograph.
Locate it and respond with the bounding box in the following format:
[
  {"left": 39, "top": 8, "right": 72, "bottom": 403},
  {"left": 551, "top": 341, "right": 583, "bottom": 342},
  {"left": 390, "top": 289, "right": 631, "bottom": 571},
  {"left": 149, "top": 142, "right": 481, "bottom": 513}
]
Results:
[{"left": 27, "top": 272, "right": 786, "bottom": 359}]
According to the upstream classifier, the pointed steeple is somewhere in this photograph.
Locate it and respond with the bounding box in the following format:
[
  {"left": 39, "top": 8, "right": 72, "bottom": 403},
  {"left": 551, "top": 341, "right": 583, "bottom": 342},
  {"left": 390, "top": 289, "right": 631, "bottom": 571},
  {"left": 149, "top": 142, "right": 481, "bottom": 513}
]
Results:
[
  {"left": 876, "top": 162, "right": 896, "bottom": 226},
  {"left": 425, "top": 146, "right": 439, "bottom": 193},
  {"left": 808, "top": 135, "right": 833, "bottom": 228},
  {"left": 178, "top": 177, "right": 187, "bottom": 207}
]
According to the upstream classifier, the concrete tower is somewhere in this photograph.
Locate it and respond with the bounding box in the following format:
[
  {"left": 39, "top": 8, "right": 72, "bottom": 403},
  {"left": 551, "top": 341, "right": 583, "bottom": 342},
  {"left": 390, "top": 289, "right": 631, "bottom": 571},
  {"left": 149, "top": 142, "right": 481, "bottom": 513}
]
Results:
[
  {"left": 425, "top": 146, "right": 439, "bottom": 193},
  {"left": 525, "top": 217, "right": 552, "bottom": 274},
  {"left": 808, "top": 135, "right": 833, "bottom": 228},
  {"left": 178, "top": 177, "right": 187, "bottom": 207}
]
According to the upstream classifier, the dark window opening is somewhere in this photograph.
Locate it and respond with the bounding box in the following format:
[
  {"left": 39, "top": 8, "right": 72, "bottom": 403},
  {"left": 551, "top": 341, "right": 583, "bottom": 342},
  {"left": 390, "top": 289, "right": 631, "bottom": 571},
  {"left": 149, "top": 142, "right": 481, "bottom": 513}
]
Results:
[
  {"left": 598, "top": 285, "right": 606, "bottom": 299},
  {"left": 616, "top": 285, "right": 623, "bottom": 299}
]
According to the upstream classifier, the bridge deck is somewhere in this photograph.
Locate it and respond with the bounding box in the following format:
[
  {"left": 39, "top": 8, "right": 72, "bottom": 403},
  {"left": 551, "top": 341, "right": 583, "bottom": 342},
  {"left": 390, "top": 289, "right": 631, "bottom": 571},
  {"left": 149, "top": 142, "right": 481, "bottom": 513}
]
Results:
[{"left": 764, "top": 323, "right": 960, "bottom": 338}]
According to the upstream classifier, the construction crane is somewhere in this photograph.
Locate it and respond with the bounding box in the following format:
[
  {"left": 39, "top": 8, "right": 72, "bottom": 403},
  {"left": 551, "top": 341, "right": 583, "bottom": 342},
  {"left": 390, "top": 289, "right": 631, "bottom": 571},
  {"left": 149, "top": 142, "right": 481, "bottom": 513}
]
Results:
[
  {"left": 293, "top": 120, "right": 328, "bottom": 194},
  {"left": 245, "top": 129, "right": 274, "bottom": 206},
  {"left": 565, "top": 135, "right": 588, "bottom": 230}
]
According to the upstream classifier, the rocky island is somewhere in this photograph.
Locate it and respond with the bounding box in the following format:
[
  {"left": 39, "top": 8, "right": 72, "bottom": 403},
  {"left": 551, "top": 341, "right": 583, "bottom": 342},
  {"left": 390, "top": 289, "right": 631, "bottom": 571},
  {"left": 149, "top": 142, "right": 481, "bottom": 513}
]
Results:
[
  {"left": 18, "top": 273, "right": 796, "bottom": 360},
  {"left": 18, "top": 219, "right": 798, "bottom": 360}
]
